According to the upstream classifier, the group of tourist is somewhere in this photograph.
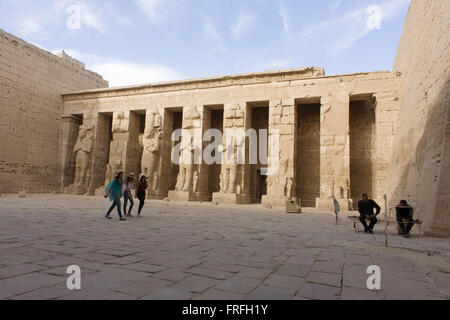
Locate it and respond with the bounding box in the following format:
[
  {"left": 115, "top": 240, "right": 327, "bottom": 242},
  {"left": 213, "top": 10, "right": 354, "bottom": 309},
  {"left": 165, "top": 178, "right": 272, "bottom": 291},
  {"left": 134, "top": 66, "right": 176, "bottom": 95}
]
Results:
[
  {"left": 102, "top": 170, "right": 418, "bottom": 237},
  {"left": 104, "top": 171, "right": 148, "bottom": 221},
  {"left": 357, "top": 193, "right": 417, "bottom": 238}
]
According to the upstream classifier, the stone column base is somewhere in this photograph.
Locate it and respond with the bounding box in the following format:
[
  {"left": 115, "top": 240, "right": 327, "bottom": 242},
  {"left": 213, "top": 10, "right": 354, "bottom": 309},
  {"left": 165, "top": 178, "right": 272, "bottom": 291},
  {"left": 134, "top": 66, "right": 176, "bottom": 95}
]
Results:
[
  {"left": 65, "top": 184, "right": 89, "bottom": 196},
  {"left": 212, "top": 193, "right": 251, "bottom": 205},
  {"left": 261, "top": 195, "right": 296, "bottom": 208},
  {"left": 95, "top": 186, "right": 106, "bottom": 197},
  {"left": 168, "top": 190, "right": 210, "bottom": 202},
  {"left": 316, "top": 198, "right": 353, "bottom": 211},
  {"left": 147, "top": 191, "right": 165, "bottom": 200}
]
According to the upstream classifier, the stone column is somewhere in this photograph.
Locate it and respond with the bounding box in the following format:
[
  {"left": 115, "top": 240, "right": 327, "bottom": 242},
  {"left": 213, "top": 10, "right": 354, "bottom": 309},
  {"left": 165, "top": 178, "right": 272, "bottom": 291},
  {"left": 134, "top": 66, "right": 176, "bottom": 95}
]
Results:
[
  {"left": 142, "top": 109, "right": 164, "bottom": 199},
  {"left": 60, "top": 115, "right": 82, "bottom": 192},
  {"left": 64, "top": 113, "right": 97, "bottom": 195},
  {"left": 262, "top": 99, "right": 297, "bottom": 208},
  {"left": 212, "top": 102, "right": 251, "bottom": 204},
  {"left": 159, "top": 108, "right": 177, "bottom": 198},
  {"left": 100, "top": 111, "right": 140, "bottom": 188},
  {"left": 316, "top": 90, "right": 353, "bottom": 211},
  {"left": 168, "top": 106, "right": 209, "bottom": 202}
]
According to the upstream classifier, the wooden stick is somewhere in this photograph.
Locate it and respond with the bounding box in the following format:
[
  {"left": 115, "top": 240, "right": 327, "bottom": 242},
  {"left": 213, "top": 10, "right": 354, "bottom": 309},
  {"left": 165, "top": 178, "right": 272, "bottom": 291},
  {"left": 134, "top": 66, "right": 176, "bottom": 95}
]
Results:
[{"left": 384, "top": 194, "right": 389, "bottom": 247}]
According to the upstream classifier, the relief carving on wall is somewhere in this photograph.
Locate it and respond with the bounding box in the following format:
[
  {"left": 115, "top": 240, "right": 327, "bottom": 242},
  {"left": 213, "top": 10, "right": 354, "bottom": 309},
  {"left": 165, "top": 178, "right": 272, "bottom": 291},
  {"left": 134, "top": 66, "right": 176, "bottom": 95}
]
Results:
[
  {"left": 72, "top": 124, "right": 94, "bottom": 187},
  {"left": 142, "top": 111, "right": 163, "bottom": 193}
]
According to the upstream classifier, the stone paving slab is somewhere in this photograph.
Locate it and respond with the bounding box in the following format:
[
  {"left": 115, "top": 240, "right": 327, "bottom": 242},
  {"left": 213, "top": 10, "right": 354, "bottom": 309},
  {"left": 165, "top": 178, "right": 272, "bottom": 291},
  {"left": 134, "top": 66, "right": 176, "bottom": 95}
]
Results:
[{"left": 0, "top": 194, "right": 449, "bottom": 300}]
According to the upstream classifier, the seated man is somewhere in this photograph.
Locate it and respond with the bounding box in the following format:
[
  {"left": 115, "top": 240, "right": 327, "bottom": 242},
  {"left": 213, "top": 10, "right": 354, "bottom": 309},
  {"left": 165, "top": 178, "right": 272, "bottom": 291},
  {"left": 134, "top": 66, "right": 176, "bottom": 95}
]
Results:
[
  {"left": 358, "top": 194, "right": 381, "bottom": 234},
  {"left": 396, "top": 200, "right": 414, "bottom": 238}
]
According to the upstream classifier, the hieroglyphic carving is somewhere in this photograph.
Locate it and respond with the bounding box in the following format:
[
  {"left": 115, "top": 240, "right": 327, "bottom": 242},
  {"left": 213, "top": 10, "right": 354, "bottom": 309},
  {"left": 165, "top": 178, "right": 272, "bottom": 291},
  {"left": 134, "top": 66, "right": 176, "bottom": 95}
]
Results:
[{"left": 112, "top": 112, "right": 128, "bottom": 133}]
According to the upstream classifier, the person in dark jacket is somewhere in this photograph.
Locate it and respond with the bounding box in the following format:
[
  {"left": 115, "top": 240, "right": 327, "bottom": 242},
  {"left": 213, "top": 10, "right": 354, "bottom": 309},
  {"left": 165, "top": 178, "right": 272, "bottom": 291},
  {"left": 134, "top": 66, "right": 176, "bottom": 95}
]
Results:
[
  {"left": 136, "top": 173, "right": 148, "bottom": 217},
  {"left": 358, "top": 194, "right": 381, "bottom": 234},
  {"left": 396, "top": 200, "right": 414, "bottom": 238}
]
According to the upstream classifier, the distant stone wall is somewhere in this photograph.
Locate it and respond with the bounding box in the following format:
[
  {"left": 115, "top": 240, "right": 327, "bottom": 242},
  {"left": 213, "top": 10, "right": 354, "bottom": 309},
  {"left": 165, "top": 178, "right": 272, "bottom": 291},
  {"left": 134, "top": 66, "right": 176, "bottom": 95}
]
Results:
[
  {"left": 387, "top": 0, "right": 450, "bottom": 236},
  {"left": 0, "top": 29, "right": 108, "bottom": 194}
]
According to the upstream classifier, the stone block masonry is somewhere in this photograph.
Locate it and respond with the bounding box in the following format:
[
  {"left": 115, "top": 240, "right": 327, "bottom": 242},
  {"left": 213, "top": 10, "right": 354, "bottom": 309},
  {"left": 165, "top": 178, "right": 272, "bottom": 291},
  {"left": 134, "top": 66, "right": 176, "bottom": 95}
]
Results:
[
  {"left": 386, "top": 0, "right": 450, "bottom": 237},
  {"left": 61, "top": 68, "right": 400, "bottom": 211},
  {"left": 0, "top": 29, "right": 108, "bottom": 194}
]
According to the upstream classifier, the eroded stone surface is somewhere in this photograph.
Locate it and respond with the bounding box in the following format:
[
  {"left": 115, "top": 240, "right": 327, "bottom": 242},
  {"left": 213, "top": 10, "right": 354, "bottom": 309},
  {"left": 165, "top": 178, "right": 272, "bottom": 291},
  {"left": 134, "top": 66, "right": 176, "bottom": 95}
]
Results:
[{"left": 0, "top": 194, "right": 449, "bottom": 300}]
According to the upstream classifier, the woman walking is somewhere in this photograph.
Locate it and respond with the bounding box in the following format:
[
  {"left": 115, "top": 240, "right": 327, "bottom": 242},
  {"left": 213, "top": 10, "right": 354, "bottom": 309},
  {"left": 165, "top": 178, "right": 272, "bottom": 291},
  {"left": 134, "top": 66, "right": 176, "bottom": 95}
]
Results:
[
  {"left": 136, "top": 174, "right": 148, "bottom": 217},
  {"left": 104, "top": 170, "right": 126, "bottom": 221},
  {"left": 123, "top": 173, "right": 135, "bottom": 217}
]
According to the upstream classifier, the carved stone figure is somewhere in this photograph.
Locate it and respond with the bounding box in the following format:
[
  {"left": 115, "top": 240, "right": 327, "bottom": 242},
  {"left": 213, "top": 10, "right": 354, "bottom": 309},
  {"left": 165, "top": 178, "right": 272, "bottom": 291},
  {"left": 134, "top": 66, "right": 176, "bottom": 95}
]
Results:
[
  {"left": 183, "top": 107, "right": 201, "bottom": 130},
  {"left": 229, "top": 166, "right": 237, "bottom": 193},
  {"left": 142, "top": 128, "right": 162, "bottom": 181},
  {"left": 104, "top": 163, "right": 112, "bottom": 186},
  {"left": 280, "top": 153, "right": 289, "bottom": 175},
  {"left": 73, "top": 124, "right": 94, "bottom": 186},
  {"left": 153, "top": 172, "right": 159, "bottom": 192},
  {"left": 141, "top": 112, "right": 163, "bottom": 192},
  {"left": 193, "top": 171, "right": 199, "bottom": 193},
  {"left": 147, "top": 111, "right": 162, "bottom": 128},
  {"left": 220, "top": 169, "right": 230, "bottom": 193},
  {"left": 180, "top": 137, "right": 195, "bottom": 192},
  {"left": 285, "top": 177, "right": 293, "bottom": 198},
  {"left": 112, "top": 112, "right": 128, "bottom": 133},
  {"left": 175, "top": 172, "right": 184, "bottom": 191}
]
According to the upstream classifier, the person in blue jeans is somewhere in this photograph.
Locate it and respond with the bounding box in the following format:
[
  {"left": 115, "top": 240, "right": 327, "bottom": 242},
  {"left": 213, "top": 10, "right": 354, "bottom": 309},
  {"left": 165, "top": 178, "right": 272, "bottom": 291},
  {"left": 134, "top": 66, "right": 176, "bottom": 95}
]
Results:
[
  {"left": 104, "top": 170, "right": 125, "bottom": 221},
  {"left": 123, "top": 173, "right": 135, "bottom": 217}
]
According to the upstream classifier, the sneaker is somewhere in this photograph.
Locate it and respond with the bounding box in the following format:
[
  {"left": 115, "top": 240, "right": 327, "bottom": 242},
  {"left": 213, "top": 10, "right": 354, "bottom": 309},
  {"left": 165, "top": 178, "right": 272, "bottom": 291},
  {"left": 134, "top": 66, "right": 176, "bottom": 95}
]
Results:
[
  {"left": 105, "top": 215, "right": 112, "bottom": 219},
  {"left": 369, "top": 230, "right": 374, "bottom": 234},
  {"left": 120, "top": 217, "right": 126, "bottom": 221}
]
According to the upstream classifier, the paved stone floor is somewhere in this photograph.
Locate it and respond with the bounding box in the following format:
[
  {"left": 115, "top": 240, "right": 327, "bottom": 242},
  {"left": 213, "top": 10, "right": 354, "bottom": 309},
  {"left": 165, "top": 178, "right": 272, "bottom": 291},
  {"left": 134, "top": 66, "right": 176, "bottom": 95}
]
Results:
[{"left": 0, "top": 194, "right": 449, "bottom": 300}]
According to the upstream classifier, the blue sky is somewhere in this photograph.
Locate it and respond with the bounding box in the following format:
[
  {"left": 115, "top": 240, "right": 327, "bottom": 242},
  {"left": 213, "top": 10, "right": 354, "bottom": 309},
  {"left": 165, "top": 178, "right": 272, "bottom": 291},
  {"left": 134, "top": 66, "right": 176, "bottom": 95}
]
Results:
[{"left": 0, "top": 0, "right": 411, "bottom": 87}]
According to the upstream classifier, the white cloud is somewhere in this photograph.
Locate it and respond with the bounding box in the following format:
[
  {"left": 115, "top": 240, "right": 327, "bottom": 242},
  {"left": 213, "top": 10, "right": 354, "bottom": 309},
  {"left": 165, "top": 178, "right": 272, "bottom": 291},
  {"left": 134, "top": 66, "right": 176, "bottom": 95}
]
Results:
[
  {"left": 135, "top": 0, "right": 169, "bottom": 26},
  {"left": 11, "top": 0, "right": 132, "bottom": 39},
  {"left": 204, "top": 15, "right": 219, "bottom": 40},
  {"left": 117, "top": 17, "right": 133, "bottom": 27},
  {"left": 278, "top": 1, "right": 290, "bottom": 33},
  {"left": 230, "top": 11, "right": 256, "bottom": 39},
  {"left": 50, "top": 48, "right": 181, "bottom": 87},
  {"left": 295, "top": 0, "right": 410, "bottom": 54},
  {"left": 76, "top": 1, "right": 106, "bottom": 34},
  {"left": 93, "top": 63, "right": 180, "bottom": 87},
  {"left": 203, "top": 14, "right": 227, "bottom": 56},
  {"left": 330, "top": 0, "right": 343, "bottom": 12},
  {"left": 258, "top": 59, "right": 293, "bottom": 71}
]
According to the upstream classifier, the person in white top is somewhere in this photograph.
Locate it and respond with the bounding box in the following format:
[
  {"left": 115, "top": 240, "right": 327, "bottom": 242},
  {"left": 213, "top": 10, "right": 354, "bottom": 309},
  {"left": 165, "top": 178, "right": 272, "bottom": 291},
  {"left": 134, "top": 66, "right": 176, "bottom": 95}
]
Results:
[{"left": 123, "top": 173, "right": 135, "bottom": 217}]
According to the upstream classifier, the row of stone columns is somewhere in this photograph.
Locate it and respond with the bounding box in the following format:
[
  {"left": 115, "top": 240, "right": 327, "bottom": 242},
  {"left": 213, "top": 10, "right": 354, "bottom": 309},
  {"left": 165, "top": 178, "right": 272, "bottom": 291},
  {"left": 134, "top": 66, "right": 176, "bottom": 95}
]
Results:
[{"left": 61, "top": 96, "right": 355, "bottom": 208}]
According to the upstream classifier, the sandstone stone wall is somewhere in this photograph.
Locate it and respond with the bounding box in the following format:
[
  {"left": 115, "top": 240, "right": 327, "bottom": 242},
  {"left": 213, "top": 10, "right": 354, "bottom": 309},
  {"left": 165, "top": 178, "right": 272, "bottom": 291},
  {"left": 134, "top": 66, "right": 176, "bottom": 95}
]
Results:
[
  {"left": 0, "top": 29, "right": 108, "bottom": 194},
  {"left": 63, "top": 70, "right": 399, "bottom": 207},
  {"left": 387, "top": 0, "right": 450, "bottom": 236}
]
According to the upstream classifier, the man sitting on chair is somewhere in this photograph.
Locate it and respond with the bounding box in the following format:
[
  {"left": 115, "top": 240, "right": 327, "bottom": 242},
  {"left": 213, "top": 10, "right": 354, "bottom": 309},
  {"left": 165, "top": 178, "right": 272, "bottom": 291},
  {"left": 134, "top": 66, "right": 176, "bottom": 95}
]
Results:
[
  {"left": 396, "top": 200, "right": 414, "bottom": 238},
  {"left": 358, "top": 194, "right": 381, "bottom": 234}
]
